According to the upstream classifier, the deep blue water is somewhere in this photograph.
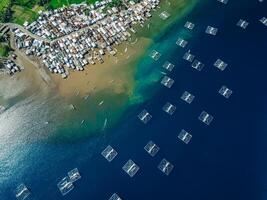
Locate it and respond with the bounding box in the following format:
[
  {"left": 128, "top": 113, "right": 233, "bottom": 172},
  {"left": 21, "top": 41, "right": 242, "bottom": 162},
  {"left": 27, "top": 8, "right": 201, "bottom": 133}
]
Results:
[{"left": 2, "top": 0, "right": 267, "bottom": 199}]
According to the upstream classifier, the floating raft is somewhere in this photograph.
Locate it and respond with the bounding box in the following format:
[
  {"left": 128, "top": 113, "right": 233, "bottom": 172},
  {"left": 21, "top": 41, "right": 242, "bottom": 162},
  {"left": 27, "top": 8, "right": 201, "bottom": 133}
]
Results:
[
  {"left": 159, "top": 11, "right": 170, "bottom": 20},
  {"left": 260, "top": 17, "right": 267, "bottom": 26},
  {"left": 161, "top": 76, "right": 175, "bottom": 88},
  {"left": 205, "top": 26, "right": 218, "bottom": 35},
  {"left": 57, "top": 176, "right": 74, "bottom": 196},
  {"left": 191, "top": 59, "right": 205, "bottom": 71},
  {"left": 178, "top": 129, "right": 192, "bottom": 144},
  {"left": 162, "top": 61, "right": 175, "bottom": 72},
  {"left": 176, "top": 38, "right": 188, "bottom": 48},
  {"left": 149, "top": 50, "right": 161, "bottom": 61},
  {"left": 219, "top": 85, "right": 233, "bottom": 99},
  {"left": 15, "top": 183, "right": 30, "bottom": 200},
  {"left": 158, "top": 158, "right": 174, "bottom": 176},
  {"left": 214, "top": 58, "right": 228, "bottom": 71},
  {"left": 138, "top": 109, "right": 152, "bottom": 124},
  {"left": 184, "top": 21, "right": 195, "bottom": 30},
  {"left": 217, "top": 0, "right": 229, "bottom": 4},
  {"left": 68, "top": 168, "right": 81, "bottom": 183},
  {"left": 183, "top": 51, "right": 195, "bottom": 62},
  {"left": 199, "top": 111, "right": 214, "bottom": 125},
  {"left": 144, "top": 140, "right": 160, "bottom": 157},
  {"left": 162, "top": 102, "right": 176, "bottom": 115},
  {"left": 101, "top": 145, "right": 118, "bottom": 162},
  {"left": 237, "top": 19, "right": 249, "bottom": 29},
  {"left": 109, "top": 193, "right": 122, "bottom": 200},
  {"left": 122, "top": 159, "right": 140, "bottom": 178},
  {"left": 180, "top": 91, "right": 195, "bottom": 104}
]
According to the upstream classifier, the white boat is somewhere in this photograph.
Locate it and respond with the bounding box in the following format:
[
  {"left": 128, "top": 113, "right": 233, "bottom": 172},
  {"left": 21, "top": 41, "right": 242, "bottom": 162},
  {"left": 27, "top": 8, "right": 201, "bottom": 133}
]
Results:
[{"left": 98, "top": 101, "right": 104, "bottom": 106}]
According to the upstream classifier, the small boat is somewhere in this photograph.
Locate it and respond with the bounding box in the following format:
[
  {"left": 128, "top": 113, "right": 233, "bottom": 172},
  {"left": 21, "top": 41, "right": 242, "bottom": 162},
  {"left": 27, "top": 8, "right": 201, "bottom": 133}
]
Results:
[
  {"left": 102, "top": 118, "right": 108, "bottom": 131},
  {"left": 160, "top": 71, "right": 167, "bottom": 75},
  {"left": 98, "top": 101, "right": 104, "bottom": 106},
  {"left": 44, "top": 121, "right": 49, "bottom": 125},
  {"left": 81, "top": 120, "right": 85, "bottom": 125},
  {"left": 147, "top": 24, "right": 150, "bottom": 29},
  {"left": 70, "top": 104, "right": 76, "bottom": 110},
  {"left": 124, "top": 47, "right": 128, "bottom": 52}
]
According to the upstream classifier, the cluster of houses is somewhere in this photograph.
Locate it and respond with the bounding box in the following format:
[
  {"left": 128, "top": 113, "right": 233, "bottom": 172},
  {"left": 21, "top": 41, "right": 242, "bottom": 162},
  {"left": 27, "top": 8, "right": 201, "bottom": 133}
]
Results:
[
  {"left": 13, "top": 0, "right": 160, "bottom": 78},
  {"left": 1, "top": 59, "right": 21, "bottom": 75}
]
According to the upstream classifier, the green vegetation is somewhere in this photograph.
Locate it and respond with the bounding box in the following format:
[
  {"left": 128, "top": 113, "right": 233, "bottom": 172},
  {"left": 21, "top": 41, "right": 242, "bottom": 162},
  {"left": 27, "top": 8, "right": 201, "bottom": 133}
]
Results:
[
  {"left": 0, "top": 43, "right": 10, "bottom": 57},
  {"left": 11, "top": 5, "right": 40, "bottom": 25}
]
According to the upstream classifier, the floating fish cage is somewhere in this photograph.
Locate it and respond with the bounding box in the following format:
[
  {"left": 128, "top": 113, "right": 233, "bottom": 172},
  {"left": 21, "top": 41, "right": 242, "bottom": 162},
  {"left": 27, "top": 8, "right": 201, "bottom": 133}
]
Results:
[
  {"left": 144, "top": 140, "right": 160, "bottom": 157},
  {"left": 162, "top": 102, "right": 176, "bottom": 115},
  {"left": 198, "top": 111, "right": 214, "bottom": 125},
  {"left": 180, "top": 91, "right": 195, "bottom": 104},
  {"left": 122, "top": 159, "right": 140, "bottom": 178},
  {"left": 205, "top": 26, "right": 218, "bottom": 35},
  {"left": 57, "top": 176, "right": 74, "bottom": 196},
  {"left": 183, "top": 51, "right": 195, "bottom": 62},
  {"left": 109, "top": 193, "right": 122, "bottom": 200},
  {"left": 101, "top": 145, "right": 118, "bottom": 162},
  {"left": 191, "top": 59, "right": 204, "bottom": 71},
  {"left": 161, "top": 76, "right": 175, "bottom": 88},
  {"left": 176, "top": 38, "right": 188, "bottom": 48},
  {"left": 219, "top": 85, "right": 233, "bottom": 99},
  {"left": 217, "top": 0, "right": 228, "bottom": 4},
  {"left": 158, "top": 159, "right": 174, "bottom": 176},
  {"left": 184, "top": 21, "right": 195, "bottom": 30},
  {"left": 138, "top": 109, "right": 152, "bottom": 124},
  {"left": 214, "top": 59, "right": 228, "bottom": 71},
  {"left": 237, "top": 19, "right": 249, "bottom": 29},
  {"left": 162, "top": 61, "right": 175, "bottom": 72},
  {"left": 159, "top": 11, "right": 170, "bottom": 20},
  {"left": 178, "top": 129, "right": 192, "bottom": 144},
  {"left": 149, "top": 50, "right": 161, "bottom": 61},
  {"left": 260, "top": 17, "right": 267, "bottom": 26},
  {"left": 15, "top": 184, "right": 30, "bottom": 200},
  {"left": 68, "top": 168, "right": 81, "bottom": 183}
]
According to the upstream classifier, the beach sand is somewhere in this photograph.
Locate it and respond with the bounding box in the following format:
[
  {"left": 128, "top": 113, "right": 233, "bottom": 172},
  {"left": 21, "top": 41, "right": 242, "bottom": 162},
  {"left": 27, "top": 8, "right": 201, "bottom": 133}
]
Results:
[{"left": 52, "top": 36, "right": 152, "bottom": 98}]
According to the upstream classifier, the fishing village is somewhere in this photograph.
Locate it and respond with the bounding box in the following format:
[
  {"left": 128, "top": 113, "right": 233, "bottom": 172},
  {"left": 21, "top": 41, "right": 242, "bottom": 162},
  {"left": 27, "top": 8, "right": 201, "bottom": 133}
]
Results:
[{"left": 0, "top": 0, "right": 161, "bottom": 78}]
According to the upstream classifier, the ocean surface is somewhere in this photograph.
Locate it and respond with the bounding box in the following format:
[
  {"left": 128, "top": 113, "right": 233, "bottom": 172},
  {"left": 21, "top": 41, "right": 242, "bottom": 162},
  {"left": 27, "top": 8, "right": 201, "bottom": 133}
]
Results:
[{"left": 1, "top": 0, "right": 267, "bottom": 199}]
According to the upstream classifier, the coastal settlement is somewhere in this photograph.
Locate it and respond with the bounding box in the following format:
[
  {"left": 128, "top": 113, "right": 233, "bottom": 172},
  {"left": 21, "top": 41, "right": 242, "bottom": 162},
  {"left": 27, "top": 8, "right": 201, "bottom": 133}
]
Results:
[{"left": 0, "top": 0, "right": 160, "bottom": 78}]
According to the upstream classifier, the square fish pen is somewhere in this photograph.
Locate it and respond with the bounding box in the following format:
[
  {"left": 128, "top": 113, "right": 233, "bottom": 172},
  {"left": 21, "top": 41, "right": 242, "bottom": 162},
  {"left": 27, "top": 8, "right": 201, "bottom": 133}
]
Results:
[
  {"left": 57, "top": 177, "right": 74, "bottom": 196},
  {"left": 149, "top": 50, "right": 161, "bottom": 61},
  {"left": 162, "top": 102, "right": 176, "bottom": 115},
  {"left": 159, "top": 11, "right": 170, "bottom": 20},
  {"left": 144, "top": 140, "right": 160, "bottom": 157},
  {"left": 260, "top": 17, "right": 267, "bottom": 26},
  {"left": 205, "top": 26, "right": 218, "bottom": 35},
  {"left": 183, "top": 51, "right": 195, "bottom": 62},
  {"left": 101, "top": 145, "right": 118, "bottom": 162},
  {"left": 218, "top": 85, "right": 233, "bottom": 99},
  {"left": 180, "top": 91, "right": 195, "bottom": 104},
  {"left": 184, "top": 21, "right": 195, "bottom": 30},
  {"left": 176, "top": 38, "right": 188, "bottom": 48},
  {"left": 217, "top": 0, "right": 229, "bottom": 4},
  {"left": 158, "top": 159, "right": 174, "bottom": 175},
  {"left": 237, "top": 19, "right": 249, "bottom": 29},
  {"left": 109, "top": 193, "right": 122, "bottom": 200},
  {"left": 14, "top": 184, "right": 30, "bottom": 200},
  {"left": 138, "top": 109, "right": 152, "bottom": 124},
  {"left": 161, "top": 76, "right": 175, "bottom": 88},
  {"left": 178, "top": 129, "right": 192, "bottom": 144},
  {"left": 122, "top": 159, "right": 140, "bottom": 178},
  {"left": 68, "top": 168, "right": 81, "bottom": 182},
  {"left": 198, "top": 111, "right": 214, "bottom": 125},
  {"left": 214, "top": 59, "right": 228, "bottom": 71},
  {"left": 191, "top": 59, "right": 205, "bottom": 71},
  {"left": 162, "top": 61, "right": 175, "bottom": 72}
]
